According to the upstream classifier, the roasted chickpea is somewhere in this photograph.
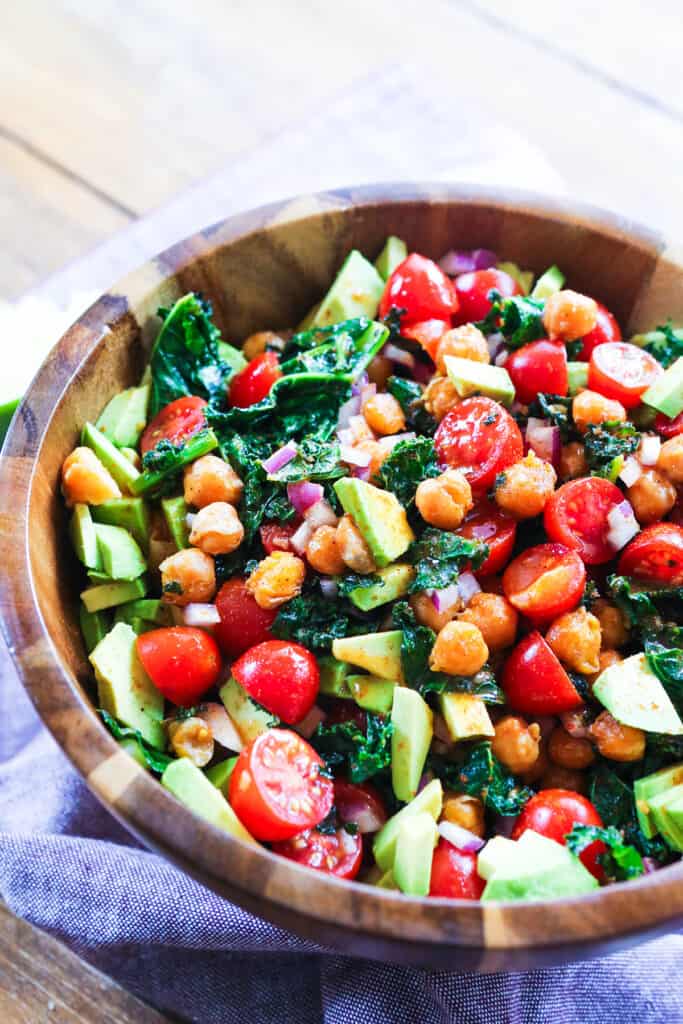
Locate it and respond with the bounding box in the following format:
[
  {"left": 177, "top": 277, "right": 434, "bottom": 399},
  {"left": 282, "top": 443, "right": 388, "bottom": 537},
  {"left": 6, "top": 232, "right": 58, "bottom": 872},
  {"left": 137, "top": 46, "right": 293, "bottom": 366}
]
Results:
[
  {"left": 493, "top": 451, "right": 557, "bottom": 519},
  {"left": 435, "top": 324, "right": 490, "bottom": 374},
  {"left": 627, "top": 468, "right": 676, "bottom": 525},
  {"left": 586, "top": 648, "right": 622, "bottom": 687},
  {"left": 458, "top": 592, "right": 518, "bottom": 650},
  {"left": 545, "top": 606, "right": 601, "bottom": 674},
  {"left": 559, "top": 441, "right": 588, "bottom": 480},
  {"left": 306, "top": 525, "right": 346, "bottom": 576},
  {"left": 657, "top": 435, "right": 683, "bottom": 485},
  {"left": 362, "top": 392, "right": 406, "bottom": 435},
  {"left": 188, "top": 501, "right": 244, "bottom": 555},
  {"left": 520, "top": 742, "right": 550, "bottom": 785},
  {"left": 540, "top": 764, "right": 587, "bottom": 794},
  {"left": 167, "top": 717, "right": 214, "bottom": 767},
  {"left": 246, "top": 551, "right": 306, "bottom": 610},
  {"left": 367, "top": 354, "right": 393, "bottom": 390},
  {"left": 547, "top": 725, "right": 595, "bottom": 770},
  {"left": 424, "top": 375, "right": 460, "bottom": 421},
  {"left": 183, "top": 455, "right": 243, "bottom": 508},
  {"left": 430, "top": 620, "right": 489, "bottom": 676},
  {"left": 589, "top": 711, "right": 646, "bottom": 762},
  {"left": 543, "top": 289, "right": 597, "bottom": 341},
  {"left": 491, "top": 715, "right": 541, "bottom": 774},
  {"left": 441, "top": 793, "right": 486, "bottom": 838},
  {"left": 409, "top": 591, "right": 460, "bottom": 632},
  {"left": 355, "top": 439, "right": 388, "bottom": 478},
  {"left": 241, "top": 331, "right": 284, "bottom": 360},
  {"left": 61, "top": 447, "right": 122, "bottom": 506},
  {"left": 336, "top": 515, "right": 377, "bottom": 574},
  {"left": 415, "top": 469, "right": 473, "bottom": 530},
  {"left": 592, "top": 599, "right": 629, "bottom": 649},
  {"left": 159, "top": 548, "right": 216, "bottom": 606},
  {"left": 572, "top": 390, "right": 626, "bottom": 434}
]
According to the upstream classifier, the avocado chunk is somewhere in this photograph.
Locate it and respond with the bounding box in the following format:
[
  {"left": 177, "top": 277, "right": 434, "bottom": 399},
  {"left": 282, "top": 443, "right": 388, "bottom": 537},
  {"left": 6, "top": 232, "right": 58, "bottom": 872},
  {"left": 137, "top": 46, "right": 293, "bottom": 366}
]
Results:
[
  {"left": 393, "top": 812, "right": 439, "bottom": 896},
  {"left": 642, "top": 357, "right": 683, "bottom": 419},
  {"left": 332, "top": 631, "right": 404, "bottom": 683},
  {"left": 348, "top": 563, "right": 414, "bottom": 611},
  {"left": 312, "top": 250, "right": 385, "bottom": 327},
  {"left": 439, "top": 692, "right": 495, "bottom": 741},
  {"left": 82, "top": 421, "right": 141, "bottom": 493},
  {"left": 206, "top": 756, "right": 239, "bottom": 796},
  {"left": 96, "top": 384, "right": 150, "bottom": 449},
  {"left": 391, "top": 687, "right": 433, "bottom": 802},
  {"left": 373, "top": 778, "right": 443, "bottom": 872},
  {"left": 348, "top": 674, "right": 397, "bottom": 715},
  {"left": 79, "top": 605, "right": 110, "bottom": 654},
  {"left": 161, "top": 758, "right": 254, "bottom": 843},
  {"left": 497, "top": 261, "right": 534, "bottom": 295},
  {"left": 94, "top": 523, "right": 147, "bottom": 581},
  {"left": 69, "top": 503, "right": 102, "bottom": 570},
  {"left": 217, "top": 340, "right": 247, "bottom": 376},
  {"left": 477, "top": 835, "right": 519, "bottom": 881},
  {"left": 131, "top": 428, "right": 218, "bottom": 496},
  {"left": 219, "top": 676, "right": 280, "bottom": 745},
  {"left": 593, "top": 651, "right": 683, "bottom": 735},
  {"left": 161, "top": 495, "right": 190, "bottom": 550},
  {"left": 81, "top": 578, "right": 146, "bottom": 612},
  {"left": 92, "top": 497, "right": 151, "bottom": 552},
  {"left": 375, "top": 236, "right": 408, "bottom": 280},
  {"left": 334, "top": 478, "right": 414, "bottom": 568},
  {"left": 318, "top": 656, "right": 352, "bottom": 698},
  {"left": 531, "top": 264, "right": 565, "bottom": 300},
  {"left": 375, "top": 869, "right": 398, "bottom": 890},
  {"left": 567, "top": 361, "right": 589, "bottom": 395},
  {"left": 634, "top": 764, "right": 683, "bottom": 837},
  {"left": 90, "top": 622, "right": 164, "bottom": 748},
  {"left": 647, "top": 786, "right": 683, "bottom": 851},
  {"left": 481, "top": 830, "right": 598, "bottom": 901},
  {"left": 444, "top": 355, "right": 515, "bottom": 407}
]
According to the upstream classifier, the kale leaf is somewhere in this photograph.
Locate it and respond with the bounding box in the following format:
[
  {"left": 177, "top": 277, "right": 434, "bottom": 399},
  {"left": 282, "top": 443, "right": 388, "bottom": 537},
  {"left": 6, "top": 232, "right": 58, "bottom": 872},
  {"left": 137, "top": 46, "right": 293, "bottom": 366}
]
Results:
[
  {"left": 311, "top": 713, "right": 393, "bottom": 783},
  {"left": 99, "top": 710, "right": 172, "bottom": 774},
  {"left": 335, "top": 573, "right": 383, "bottom": 598},
  {"left": 408, "top": 529, "right": 488, "bottom": 592},
  {"left": 477, "top": 292, "right": 545, "bottom": 349},
  {"left": 386, "top": 375, "right": 437, "bottom": 435},
  {"left": 588, "top": 762, "right": 670, "bottom": 862},
  {"left": 528, "top": 393, "right": 575, "bottom": 441},
  {"left": 645, "top": 643, "right": 683, "bottom": 714},
  {"left": 583, "top": 420, "right": 640, "bottom": 479},
  {"left": 272, "top": 591, "right": 367, "bottom": 653},
  {"left": 279, "top": 318, "right": 387, "bottom": 381},
  {"left": 134, "top": 429, "right": 219, "bottom": 497},
  {"left": 641, "top": 322, "right": 683, "bottom": 369},
  {"left": 376, "top": 436, "right": 439, "bottom": 506},
  {"left": 419, "top": 666, "right": 505, "bottom": 703},
  {"left": 565, "top": 824, "right": 644, "bottom": 882},
  {"left": 607, "top": 574, "right": 683, "bottom": 645},
  {"left": 220, "top": 433, "right": 294, "bottom": 543},
  {"left": 266, "top": 437, "right": 345, "bottom": 484},
  {"left": 450, "top": 741, "right": 534, "bottom": 815}
]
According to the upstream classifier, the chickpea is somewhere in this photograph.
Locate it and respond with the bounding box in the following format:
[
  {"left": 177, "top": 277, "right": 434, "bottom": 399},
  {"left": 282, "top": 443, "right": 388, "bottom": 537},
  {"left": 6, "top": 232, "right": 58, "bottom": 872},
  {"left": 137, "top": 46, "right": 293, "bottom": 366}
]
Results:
[
  {"left": 415, "top": 469, "right": 473, "bottom": 530},
  {"left": 167, "top": 717, "right": 215, "bottom": 767},
  {"left": 587, "top": 648, "right": 622, "bottom": 687},
  {"left": 545, "top": 606, "right": 602, "bottom": 674},
  {"left": 559, "top": 441, "right": 588, "bottom": 480},
  {"left": 547, "top": 725, "right": 595, "bottom": 771},
  {"left": 367, "top": 354, "right": 393, "bottom": 390},
  {"left": 355, "top": 439, "right": 388, "bottom": 478},
  {"left": 435, "top": 324, "right": 490, "bottom": 374},
  {"left": 657, "top": 435, "right": 683, "bottom": 485},
  {"left": 491, "top": 715, "right": 541, "bottom": 774},
  {"left": 429, "top": 620, "right": 489, "bottom": 676},
  {"left": 592, "top": 599, "right": 629, "bottom": 649},
  {"left": 543, "top": 289, "right": 597, "bottom": 341},
  {"left": 441, "top": 793, "right": 486, "bottom": 838},
  {"left": 424, "top": 375, "right": 460, "bottom": 421},
  {"left": 306, "top": 525, "right": 345, "bottom": 576},
  {"left": 160, "top": 548, "right": 216, "bottom": 606},
  {"left": 409, "top": 590, "right": 461, "bottom": 632},
  {"left": 540, "top": 765, "right": 587, "bottom": 794},
  {"left": 362, "top": 392, "right": 406, "bottom": 436},
  {"left": 246, "top": 550, "right": 306, "bottom": 610},
  {"left": 520, "top": 742, "right": 550, "bottom": 785},
  {"left": 494, "top": 451, "right": 557, "bottom": 519},
  {"left": 61, "top": 447, "right": 122, "bottom": 506},
  {"left": 458, "top": 592, "right": 518, "bottom": 651},
  {"left": 589, "top": 710, "right": 646, "bottom": 762},
  {"left": 242, "top": 331, "right": 284, "bottom": 361},
  {"left": 336, "top": 515, "right": 377, "bottom": 574},
  {"left": 572, "top": 390, "right": 626, "bottom": 433},
  {"left": 184, "top": 455, "right": 243, "bottom": 508},
  {"left": 189, "top": 501, "right": 244, "bottom": 555},
  {"left": 627, "top": 468, "right": 676, "bottom": 525}
]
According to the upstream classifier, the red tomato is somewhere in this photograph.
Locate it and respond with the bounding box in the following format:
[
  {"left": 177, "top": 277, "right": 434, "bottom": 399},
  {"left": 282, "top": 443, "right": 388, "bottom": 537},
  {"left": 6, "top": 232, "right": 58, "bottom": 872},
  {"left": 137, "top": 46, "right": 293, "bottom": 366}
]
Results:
[
  {"left": 655, "top": 411, "right": 683, "bottom": 439},
  {"left": 502, "top": 543, "right": 586, "bottom": 624},
  {"left": 457, "top": 502, "right": 517, "bottom": 576},
  {"left": 577, "top": 302, "right": 622, "bottom": 362},
  {"left": 334, "top": 780, "right": 387, "bottom": 834},
  {"left": 453, "top": 269, "right": 522, "bottom": 325},
  {"left": 229, "top": 729, "right": 333, "bottom": 842},
  {"left": 505, "top": 339, "right": 568, "bottom": 405},
  {"left": 272, "top": 825, "right": 363, "bottom": 880},
  {"left": 229, "top": 352, "right": 281, "bottom": 408},
  {"left": 140, "top": 395, "right": 207, "bottom": 455},
  {"left": 429, "top": 840, "right": 485, "bottom": 900},
  {"left": 379, "top": 254, "right": 459, "bottom": 327},
  {"left": 232, "top": 640, "right": 319, "bottom": 725},
  {"left": 588, "top": 342, "right": 662, "bottom": 409},
  {"left": 544, "top": 477, "right": 625, "bottom": 565},
  {"left": 503, "top": 632, "right": 583, "bottom": 715},
  {"left": 136, "top": 627, "right": 221, "bottom": 706},
  {"left": 260, "top": 521, "right": 299, "bottom": 554},
  {"left": 402, "top": 318, "right": 451, "bottom": 361},
  {"left": 435, "top": 396, "right": 524, "bottom": 493},
  {"left": 214, "top": 579, "right": 276, "bottom": 659},
  {"left": 512, "top": 790, "right": 606, "bottom": 881},
  {"left": 617, "top": 522, "right": 683, "bottom": 586}
]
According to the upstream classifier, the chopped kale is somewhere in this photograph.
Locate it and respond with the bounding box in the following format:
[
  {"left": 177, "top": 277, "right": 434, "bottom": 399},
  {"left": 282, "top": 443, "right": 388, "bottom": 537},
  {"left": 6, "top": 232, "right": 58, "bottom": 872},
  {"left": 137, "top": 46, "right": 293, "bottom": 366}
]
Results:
[
  {"left": 133, "top": 429, "right": 218, "bottom": 497},
  {"left": 419, "top": 666, "right": 505, "bottom": 703},
  {"left": 583, "top": 420, "right": 640, "bottom": 479},
  {"left": 311, "top": 713, "right": 393, "bottom": 783},
  {"left": 588, "top": 762, "right": 670, "bottom": 862},
  {"left": 565, "top": 338, "right": 584, "bottom": 360},
  {"left": 99, "top": 710, "right": 172, "bottom": 774},
  {"left": 315, "top": 806, "right": 338, "bottom": 835},
  {"left": 581, "top": 578, "right": 601, "bottom": 609},
  {"left": 607, "top": 575, "right": 683, "bottom": 645},
  {"left": 141, "top": 438, "right": 185, "bottom": 474},
  {"left": 380, "top": 306, "right": 406, "bottom": 342},
  {"left": 335, "top": 573, "right": 383, "bottom": 598},
  {"left": 386, "top": 376, "right": 437, "bottom": 436},
  {"left": 565, "top": 824, "right": 644, "bottom": 882},
  {"left": 272, "top": 591, "right": 367, "bottom": 653},
  {"left": 450, "top": 741, "right": 534, "bottom": 815},
  {"left": 645, "top": 642, "right": 683, "bottom": 715},
  {"left": 408, "top": 529, "right": 488, "bottom": 593},
  {"left": 280, "top": 319, "right": 387, "bottom": 381},
  {"left": 642, "top": 322, "right": 683, "bottom": 369},
  {"left": 477, "top": 292, "right": 545, "bottom": 349},
  {"left": 265, "top": 437, "right": 345, "bottom": 484},
  {"left": 376, "top": 436, "right": 439, "bottom": 506},
  {"left": 220, "top": 433, "right": 295, "bottom": 543},
  {"left": 528, "top": 393, "right": 575, "bottom": 441}
]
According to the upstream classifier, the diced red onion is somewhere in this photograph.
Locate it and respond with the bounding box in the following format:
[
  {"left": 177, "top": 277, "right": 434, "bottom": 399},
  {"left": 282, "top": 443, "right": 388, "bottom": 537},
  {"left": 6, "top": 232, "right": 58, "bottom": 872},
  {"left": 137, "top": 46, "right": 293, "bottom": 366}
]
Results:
[
  {"left": 470, "top": 521, "right": 497, "bottom": 541},
  {"left": 337, "top": 428, "right": 353, "bottom": 446},
  {"left": 526, "top": 419, "right": 561, "bottom": 468},
  {"left": 378, "top": 432, "right": 416, "bottom": 452},
  {"left": 619, "top": 456, "right": 643, "bottom": 488},
  {"left": 351, "top": 372, "right": 369, "bottom": 396},
  {"left": 340, "top": 444, "right": 372, "bottom": 468},
  {"left": 262, "top": 441, "right": 298, "bottom": 474},
  {"left": 639, "top": 434, "right": 661, "bottom": 466},
  {"left": 182, "top": 603, "right": 221, "bottom": 627},
  {"left": 349, "top": 805, "right": 386, "bottom": 834},
  {"left": 336, "top": 394, "right": 362, "bottom": 429},
  {"left": 643, "top": 857, "right": 661, "bottom": 874},
  {"left": 185, "top": 512, "right": 196, "bottom": 529},
  {"left": 349, "top": 414, "right": 372, "bottom": 438},
  {"left": 438, "top": 248, "right": 498, "bottom": 276},
  {"left": 382, "top": 343, "right": 415, "bottom": 369},
  {"left": 491, "top": 814, "right": 518, "bottom": 839},
  {"left": 494, "top": 350, "right": 508, "bottom": 367},
  {"left": 438, "top": 820, "right": 486, "bottom": 853},
  {"left": 487, "top": 332, "right": 506, "bottom": 361},
  {"left": 412, "top": 359, "right": 433, "bottom": 384},
  {"left": 417, "top": 771, "right": 434, "bottom": 793},
  {"left": 290, "top": 519, "right": 315, "bottom": 556},
  {"left": 196, "top": 703, "right": 243, "bottom": 752},
  {"left": 351, "top": 464, "right": 372, "bottom": 481},
  {"left": 287, "top": 480, "right": 324, "bottom": 515},
  {"left": 430, "top": 583, "right": 462, "bottom": 613},
  {"left": 359, "top": 382, "right": 377, "bottom": 404},
  {"left": 304, "top": 498, "right": 338, "bottom": 528},
  {"left": 606, "top": 499, "right": 640, "bottom": 551},
  {"left": 296, "top": 704, "right": 327, "bottom": 739},
  {"left": 457, "top": 571, "right": 481, "bottom": 605},
  {"left": 319, "top": 578, "right": 339, "bottom": 600}
]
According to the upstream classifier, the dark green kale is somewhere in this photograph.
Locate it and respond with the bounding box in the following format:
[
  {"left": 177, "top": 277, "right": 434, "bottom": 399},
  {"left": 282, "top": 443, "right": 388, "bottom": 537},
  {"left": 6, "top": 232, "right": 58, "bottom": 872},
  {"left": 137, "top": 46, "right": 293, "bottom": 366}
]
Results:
[
  {"left": 449, "top": 741, "right": 534, "bottom": 815},
  {"left": 642, "top": 322, "right": 683, "bottom": 369},
  {"left": 607, "top": 575, "right": 683, "bottom": 645},
  {"left": 311, "top": 713, "right": 393, "bottom": 783},
  {"left": 141, "top": 438, "right": 185, "bottom": 474},
  {"left": 419, "top": 667, "right": 505, "bottom": 703},
  {"left": 379, "top": 306, "right": 406, "bottom": 342},
  {"left": 581, "top": 578, "right": 601, "bottom": 609},
  {"left": 565, "top": 824, "right": 644, "bottom": 882},
  {"left": 645, "top": 643, "right": 683, "bottom": 715},
  {"left": 588, "top": 762, "right": 670, "bottom": 862},
  {"left": 99, "top": 710, "right": 172, "bottom": 774},
  {"left": 219, "top": 433, "right": 294, "bottom": 543},
  {"left": 133, "top": 429, "right": 219, "bottom": 497},
  {"left": 279, "top": 319, "right": 387, "bottom": 381},
  {"left": 477, "top": 292, "right": 545, "bottom": 349},
  {"left": 265, "top": 437, "right": 345, "bottom": 484},
  {"left": 408, "top": 528, "right": 488, "bottom": 592},
  {"left": 375, "top": 436, "right": 439, "bottom": 506},
  {"left": 335, "top": 573, "right": 383, "bottom": 598},
  {"left": 583, "top": 420, "right": 640, "bottom": 479},
  {"left": 314, "top": 806, "right": 338, "bottom": 834},
  {"left": 272, "top": 591, "right": 367, "bottom": 653},
  {"left": 386, "top": 376, "right": 437, "bottom": 435},
  {"left": 565, "top": 338, "right": 584, "bottom": 360},
  {"left": 528, "top": 393, "right": 575, "bottom": 441}
]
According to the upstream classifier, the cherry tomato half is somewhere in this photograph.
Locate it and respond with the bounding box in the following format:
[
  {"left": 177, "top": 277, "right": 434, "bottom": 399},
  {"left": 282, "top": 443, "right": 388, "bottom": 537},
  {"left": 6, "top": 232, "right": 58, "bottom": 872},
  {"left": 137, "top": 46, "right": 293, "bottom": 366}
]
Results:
[
  {"left": 655, "top": 411, "right": 683, "bottom": 439},
  {"left": 232, "top": 640, "right": 319, "bottom": 725},
  {"left": 260, "top": 521, "right": 299, "bottom": 554},
  {"left": 140, "top": 395, "right": 207, "bottom": 455},
  {"left": 429, "top": 839, "right": 485, "bottom": 900},
  {"left": 272, "top": 825, "right": 363, "bottom": 880},
  {"left": 229, "top": 351, "right": 282, "bottom": 408},
  {"left": 577, "top": 302, "right": 622, "bottom": 362},
  {"left": 512, "top": 790, "right": 606, "bottom": 881},
  {"left": 503, "top": 632, "right": 583, "bottom": 715},
  {"left": 435, "top": 396, "right": 524, "bottom": 494},
  {"left": 617, "top": 522, "right": 683, "bottom": 586},
  {"left": 214, "top": 578, "right": 276, "bottom": 659},
  {"left": 457, "top": 502, "right": 517, "bottom": 577},
  {"left": 502, "top": 542, "right": 586, "bottom": 624},
  {"left": 136, "top": 627, "right": 222, "bottom": 706},
  {"left": 402, "top": 318, "right": 451, "bottom": 362},
  {"left": 230, "top": 729, "right": 333, "bottom": 842},
  {"left": 588, "top": 342, "right": 662, "bottom": 409},
  {"left": 505, "top": 339, "right": 568, "bottom": 405},
  {"left": 544, "top": 477, "right": 625, "bottom": 565},
  {"left": 379, "top": 254, "right": 459, "bottom": 328},
  {"left": 334, "top": 779, "right": 387, "bottom": 834},
  {"left": 453, "top": 268, "right": 522, "bottom": 325}
]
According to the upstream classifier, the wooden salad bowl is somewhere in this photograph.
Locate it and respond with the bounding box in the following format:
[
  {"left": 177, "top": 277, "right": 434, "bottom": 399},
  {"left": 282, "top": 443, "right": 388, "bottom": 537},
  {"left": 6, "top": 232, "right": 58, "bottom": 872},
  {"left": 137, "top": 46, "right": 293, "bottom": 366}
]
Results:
[{"left": 2, "top": 185, "right": 683, "bottom": 971}]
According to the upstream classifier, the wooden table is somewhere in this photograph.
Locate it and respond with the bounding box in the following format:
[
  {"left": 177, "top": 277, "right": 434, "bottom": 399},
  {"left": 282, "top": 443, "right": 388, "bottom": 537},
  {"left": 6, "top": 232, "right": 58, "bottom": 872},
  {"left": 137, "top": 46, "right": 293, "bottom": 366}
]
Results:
[{"left": 1, "top": 0, "right": 681, "bottom": 1018}]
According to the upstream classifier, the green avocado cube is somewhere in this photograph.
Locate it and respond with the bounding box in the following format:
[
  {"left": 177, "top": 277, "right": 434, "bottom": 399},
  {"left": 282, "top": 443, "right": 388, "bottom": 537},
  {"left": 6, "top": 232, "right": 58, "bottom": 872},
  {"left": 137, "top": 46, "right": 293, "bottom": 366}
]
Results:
[
  {"left": 444, "top": 355, "right": 515, "bottom": 407},
  {"left": 332, "top": 631, "right": 404, "bottom": 683},
  {"left": 96, "top": 384, "right": 150, "bottom": 449},
  {"left": 219, "top": 676, "right": 279, "bottom": 745},
  {"left": 69, "top": 503, "right": 101, "bottom": 570},
  {"left": 647, "top": 786, "right": 683, "bottom": 852},
  {"left": 79, "top": 605, "right": 110, "bottom": 654},
  {"left": 318, "top": 656, "right": 352, "bottom": 698},
  {"left": 391, "top": 687, "right": 433, "bottom": 802},
  {"left": 497, "top": 261, "right": 534, "bottom": 295},
  {"left": 334, "top": 478, "right": 414, "bottom": 568},
  {"left": 81, "top": 421, "right": 141, "bottom": 493},
  {"left": 567, "top": 361, "right": 589, "bottom": 395},
  {"left": 92, "top": 497, "right": 151, "bottom": 552},
  {"left": 114, "top": 599, "right": 166, "bottom": 626},
  {"left": 206, "top": 756, "right": 239, "bottom": 796},
  {"left": 94, "top": 523, "right": 147, "bottom": 581},
  {"left": 161, "top": 495, "right": 191, "bottom": 550},
  {"left": 634, "top": 763, "right": 683, "bottom": 838},
  {"left": 531, "top": 264, "right": 565, "bottom": 300},
  {"left": 348, "top": 675, "right": 397, "bottom": 715},
  {"left": 593, "top": 652, "right": 683, "bottom": 735},
  {"left": 161, "top": 759, "right": 254, "bottom": 843},
  {"left": 90, "top": 622, "right": 164, "bottom": 748},
  {"left": 312, "top": 250, "right": 385, "bottom": 327},
  {"left": 373, "top": 779, "right": 443, "bottom": 872},
  {"left": 393, "top": 812, "right": 439, "bottom": 897},
  {"left": 642, "top": 357, "right": 683, "bottom": 419},
  {"left": 217, "top": 340, "right": 247, "bottom": 375},
  {"left": 348, "top": 563, "right": 414, "bottom": 611},
  {"left": 81, "top": 577, "right": 146, "bottom": 612},
  {"left": 439, "top": 692, "right": 494, "bottom": 741},
  {"left": 375, "top": 236, "right": 407, "bottom": 280}
]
